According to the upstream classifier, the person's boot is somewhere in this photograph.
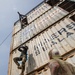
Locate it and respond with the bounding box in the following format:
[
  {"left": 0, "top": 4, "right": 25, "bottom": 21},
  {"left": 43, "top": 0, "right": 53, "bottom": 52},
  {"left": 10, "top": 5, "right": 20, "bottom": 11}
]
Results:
[
  {"left": 20, "top": 73, "right": 24, "bottom": 75},
  {"left": 18, "top": 65, "right": 22, "bottom": 69}
]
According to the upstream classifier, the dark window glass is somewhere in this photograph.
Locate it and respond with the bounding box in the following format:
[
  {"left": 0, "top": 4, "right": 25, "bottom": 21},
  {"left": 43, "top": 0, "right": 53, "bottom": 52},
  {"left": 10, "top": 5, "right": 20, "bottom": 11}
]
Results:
[
  {"left": 70, "top": 14, "right": 75, "bottom": 21},
  {"left": 45, "top": 0, "right": 60, "bottom": 6},
  {"left": 59, "top": 0, "right": 75, "bottom": 12}
]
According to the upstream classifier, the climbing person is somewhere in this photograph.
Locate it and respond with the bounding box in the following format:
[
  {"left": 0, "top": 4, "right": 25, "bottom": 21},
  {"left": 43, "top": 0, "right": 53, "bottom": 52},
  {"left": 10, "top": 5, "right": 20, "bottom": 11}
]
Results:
[
  {"left": 48, "top": 50, "right": 75, "bottom": 75},
  {"left": 13, "top": 45, "right": 28, "bottom": 75}
]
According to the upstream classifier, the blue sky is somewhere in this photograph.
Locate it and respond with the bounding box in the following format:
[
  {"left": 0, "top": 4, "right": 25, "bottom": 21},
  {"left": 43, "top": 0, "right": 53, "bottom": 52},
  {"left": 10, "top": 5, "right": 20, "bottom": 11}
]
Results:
[{"left": 0, "top": 0, "right": 43, "bottom": 75}]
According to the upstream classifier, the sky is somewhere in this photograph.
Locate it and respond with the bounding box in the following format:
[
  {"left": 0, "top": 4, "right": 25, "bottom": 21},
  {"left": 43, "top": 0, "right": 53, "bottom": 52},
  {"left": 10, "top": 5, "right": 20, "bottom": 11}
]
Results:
[{"left": 0, "top": 0, "right": 43, "bottom": 75}]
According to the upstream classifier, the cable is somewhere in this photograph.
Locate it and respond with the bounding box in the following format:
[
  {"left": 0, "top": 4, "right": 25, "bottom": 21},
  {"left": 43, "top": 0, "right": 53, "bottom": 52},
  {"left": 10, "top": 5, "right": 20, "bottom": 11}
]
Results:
[{"left": 0, "top": 31, "right": 12, "bottom": 46}]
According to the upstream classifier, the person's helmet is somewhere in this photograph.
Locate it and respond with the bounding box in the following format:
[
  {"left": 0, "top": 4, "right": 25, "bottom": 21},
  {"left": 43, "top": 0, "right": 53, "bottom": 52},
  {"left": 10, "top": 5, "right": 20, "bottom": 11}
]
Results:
[
  {"left": 18, "top": 46, "right": 28, "bottom": 51},
  {"left": 49, "top": 50, "right": 62, "bottom": 59},
  {"left": 24, "top": 46, "right": 28, "bottom": 50}
]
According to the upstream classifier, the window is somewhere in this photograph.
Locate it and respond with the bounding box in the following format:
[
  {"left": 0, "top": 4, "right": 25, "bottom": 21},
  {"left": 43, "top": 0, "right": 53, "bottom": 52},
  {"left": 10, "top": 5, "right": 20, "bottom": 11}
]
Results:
[
  {"left": 59, "top": 0, "right": 75, "bottom": 12},
  {"left": 70, "top": 14, "right": 75, "bottom": 21},
  {"left": 45, "top": 0, "right": 60, "bottom": 6}
]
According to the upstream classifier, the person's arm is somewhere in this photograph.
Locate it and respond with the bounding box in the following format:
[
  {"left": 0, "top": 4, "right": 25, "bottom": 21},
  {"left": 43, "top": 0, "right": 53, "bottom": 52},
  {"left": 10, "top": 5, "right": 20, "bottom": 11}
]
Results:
[
  {"left": 73, "top": 66, "right": 75, "bottom": 74},
  {"left": 65, "top": 62, "right": 75, "bottom": 74},
  {"left": 48, "top": 60, "right": 60, "bottom": 75},
  {"left": 72, "top": 66, "right": 75, "bottom": 74}
]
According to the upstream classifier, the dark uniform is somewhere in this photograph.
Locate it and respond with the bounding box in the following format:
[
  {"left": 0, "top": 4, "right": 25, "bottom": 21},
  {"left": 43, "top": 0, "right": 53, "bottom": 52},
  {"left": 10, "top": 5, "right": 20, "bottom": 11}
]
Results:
[{"left": 13, "top": 46, "right": 28, "bottom": 75}]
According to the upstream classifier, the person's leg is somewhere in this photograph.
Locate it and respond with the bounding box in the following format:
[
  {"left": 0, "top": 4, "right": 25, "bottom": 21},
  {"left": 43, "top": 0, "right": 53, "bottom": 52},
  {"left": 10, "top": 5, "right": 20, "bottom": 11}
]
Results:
[
  {"left": 49, "top": 61, "right": 60, "bottom": 75},
  {"left": 20, "top": 55, "right": 26, "bottom": 75},
  {"left": 20, "top": 65, "right": 25, "bottom": 75},
  {"left": 13, "top": 57, "right": 22, "bottom": 67},
  {"left": 22, "top": 56, "right": 26, "bottom": 66}
]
